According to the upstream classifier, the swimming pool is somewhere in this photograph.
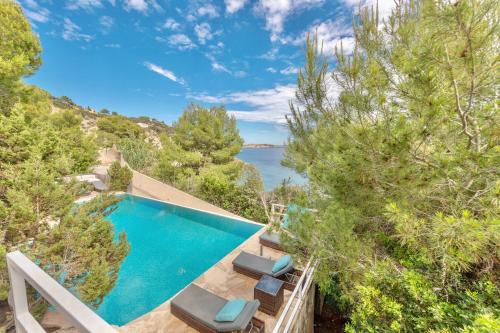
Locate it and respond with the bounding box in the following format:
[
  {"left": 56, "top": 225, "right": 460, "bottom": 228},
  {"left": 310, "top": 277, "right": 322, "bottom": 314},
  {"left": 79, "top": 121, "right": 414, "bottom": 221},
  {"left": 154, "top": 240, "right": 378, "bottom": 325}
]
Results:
[{"left": 96, "top": 194, "right": 262, "bottom": 326}]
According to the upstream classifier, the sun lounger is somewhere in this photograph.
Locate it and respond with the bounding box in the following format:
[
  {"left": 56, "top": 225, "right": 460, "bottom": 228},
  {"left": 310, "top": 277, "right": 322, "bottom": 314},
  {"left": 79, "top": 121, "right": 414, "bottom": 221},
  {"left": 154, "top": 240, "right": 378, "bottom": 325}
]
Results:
[
  {"left": 171, "top": 284, "right": 264, "bottom": 333},
  {"left": 259, "top": 232, "right": 283, "bottom": 252},
  {"left": 232, "top": 252, "right": 298, "bottom": 290}
]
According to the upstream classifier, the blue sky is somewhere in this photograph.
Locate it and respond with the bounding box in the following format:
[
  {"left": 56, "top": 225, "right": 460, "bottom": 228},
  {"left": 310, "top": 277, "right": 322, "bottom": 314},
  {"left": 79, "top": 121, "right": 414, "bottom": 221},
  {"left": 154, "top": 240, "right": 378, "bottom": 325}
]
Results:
[{"left": 20, "top": 0, "right": 391, "bottom": 144}]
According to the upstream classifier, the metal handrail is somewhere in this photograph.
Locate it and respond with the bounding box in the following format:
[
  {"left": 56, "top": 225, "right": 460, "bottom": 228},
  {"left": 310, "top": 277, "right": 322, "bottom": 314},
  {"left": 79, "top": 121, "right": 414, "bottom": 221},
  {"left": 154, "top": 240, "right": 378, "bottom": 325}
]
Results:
[
  {"left": 272, "top": 258, "right": 317, "bottom": 333},
  {"left": 283, "top": 260, "right": 317, "bottom": 332}
]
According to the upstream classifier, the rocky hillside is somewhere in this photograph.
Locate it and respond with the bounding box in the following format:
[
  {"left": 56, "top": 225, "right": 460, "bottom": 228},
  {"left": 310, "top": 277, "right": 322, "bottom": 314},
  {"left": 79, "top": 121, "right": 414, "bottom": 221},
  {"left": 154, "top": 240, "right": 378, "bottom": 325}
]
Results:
[{"left": 51, "top": 95, "right": 172, "bottom": 147}]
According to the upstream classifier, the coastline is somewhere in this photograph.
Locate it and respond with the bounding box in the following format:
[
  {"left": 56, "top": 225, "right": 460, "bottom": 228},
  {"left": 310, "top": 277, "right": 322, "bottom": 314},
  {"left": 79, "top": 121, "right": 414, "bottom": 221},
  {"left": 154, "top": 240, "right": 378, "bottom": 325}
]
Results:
[
  {"left": 243, "top": 144, "right": 285, "bottom": 149},
  {"left": 237, "top": 146, "right": 307, "bottom": 190}
]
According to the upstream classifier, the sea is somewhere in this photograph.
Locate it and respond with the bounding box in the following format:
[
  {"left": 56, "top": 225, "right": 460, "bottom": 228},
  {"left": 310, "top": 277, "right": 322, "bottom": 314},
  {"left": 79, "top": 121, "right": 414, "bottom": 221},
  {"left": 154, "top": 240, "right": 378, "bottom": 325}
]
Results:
[{"left": 237, "top": 147, "right": 307, "bottom": 191}]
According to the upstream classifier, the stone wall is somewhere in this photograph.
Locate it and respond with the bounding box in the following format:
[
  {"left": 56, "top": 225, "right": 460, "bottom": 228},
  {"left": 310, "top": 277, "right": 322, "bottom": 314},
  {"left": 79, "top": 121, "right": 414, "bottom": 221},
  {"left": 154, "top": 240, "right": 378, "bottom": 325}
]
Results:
[
  {"left": 95, "top": 147, "right": 247, "bottom": 220},
  {"left": 128, "top": 169, "right": 246, "bottom": 220}
]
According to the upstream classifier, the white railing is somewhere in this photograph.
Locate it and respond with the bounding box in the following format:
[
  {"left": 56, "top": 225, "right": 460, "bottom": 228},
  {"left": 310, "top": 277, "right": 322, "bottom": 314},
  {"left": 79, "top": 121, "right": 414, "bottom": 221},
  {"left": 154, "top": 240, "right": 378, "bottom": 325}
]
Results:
[
  {"left": 272, "top": 258, "right": 317, "bottom": 333},
  {"left": 271, "top": 203, "right": 287, "bottom": 224},
  {"left": 270, "top": 204, "right": 318, "bottom": 225},
  {"left": 6, "top": 251, "right": 118, "bottom": 333}
]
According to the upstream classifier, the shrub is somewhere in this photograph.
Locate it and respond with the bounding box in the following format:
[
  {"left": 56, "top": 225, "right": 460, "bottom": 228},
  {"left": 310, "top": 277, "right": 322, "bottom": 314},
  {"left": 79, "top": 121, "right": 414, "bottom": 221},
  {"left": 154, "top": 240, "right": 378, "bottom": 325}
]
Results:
[
  {"left": 97, "top": 115, "right": 143, "bottom": 140},
  {"left": 119, "top": 138, "right": 156, "bottom": 173},
  {"left": 107, "top": 161, "right": 132, "bottom": 191}
]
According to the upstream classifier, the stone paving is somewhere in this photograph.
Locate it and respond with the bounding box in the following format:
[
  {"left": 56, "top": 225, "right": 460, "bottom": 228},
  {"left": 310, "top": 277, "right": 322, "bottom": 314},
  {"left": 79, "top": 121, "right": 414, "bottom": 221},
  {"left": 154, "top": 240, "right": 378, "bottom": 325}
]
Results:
[
  {"left": 119, "top": 227, "right": 290, "bottom": 333},
  {"left": 43, "top": 150, "right": 293, "bottom": 332}
]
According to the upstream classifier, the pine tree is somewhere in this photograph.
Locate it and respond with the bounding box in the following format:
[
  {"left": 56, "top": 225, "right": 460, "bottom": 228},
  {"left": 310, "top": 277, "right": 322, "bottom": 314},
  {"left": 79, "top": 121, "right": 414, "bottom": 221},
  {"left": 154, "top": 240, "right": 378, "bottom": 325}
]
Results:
[
  {"left": 0, "top": 1, "right": 41, "bottom": 114},
  {"left": 0, "top": 2, "right": 129, "bottom": 326},
  {"left": 153, "top": 104, "right": 266, "bottom": 221},
  {"left": 285, "top": 0, "right": 499, "bottom": 331}
]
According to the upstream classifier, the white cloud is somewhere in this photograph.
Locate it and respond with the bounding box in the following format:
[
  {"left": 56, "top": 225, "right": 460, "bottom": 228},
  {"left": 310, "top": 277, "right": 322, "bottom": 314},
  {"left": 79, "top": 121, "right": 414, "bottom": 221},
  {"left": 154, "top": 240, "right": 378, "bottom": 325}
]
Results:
[
  {"left": 22, "top": 0, "right": 50, "bottom": 23},
  {"left": 62, "top": 18, "right": 93, "bottom": 42},
  {"left": 281, "top": 0, "right": 395, "bottom": 56},
  {"left": 212, "top": 62, "right": 231, "bottom": 73},
  {"left": 282, "top": 0, "right": 397, "bottom": 56},
  {"left": 286, "top": 19, "right": 355, "bottom": 55},
  {"left": 258, "top": 47, "right": 279, "bottom": 60},
  {"left": 194, "top": 23, "right": 213, "bottom": 44},
  {"left": 66, "top": 0, "right": 103, "bottom": 10},
  {"left": 204, "top": 54, "right": 247, "bottom": 78},
  {"left": 149, "top": 0, "right": 163, "bottom": 12},
  {"left": 25, "top": 7, "right": 50, "bottom": 23},
  {"left": 99, "top": 15, "right": 114, "bottom": 33},
  {"left": 167, "top": 34, "right": 197, "bottom": 50},
  {"left": 187, "top": 77, "right": 341, "bottom": 123},
  {"left": 197, "top": 3, "right": 219, "bottom": 18},
  {"left": 228, "top": 109, "right": 289, "bottom": 123},
  {"left": 233, "top": 70, "right": 248, "bottom": 78},
  {"left": 206, "top": 54, "right": 231, "bottom": 74},
  {"left": 144, "top": 62, "right": 186, "bottom": 86},
  {"left": 280, "top": 65, "right": 298, "bottom": 75},
  {"left": 124, "top": 0, "right": 147, "bottom": 11},
  {"left": 105, "top": 43, "right": 121, "bottom": 48},
  {"left": 23, "top": 0, "right": 39, "bottom": 7},
  {"left": 343, "top": 0, "right": 394, "bottom": 19},
  {"left": 188, "top": 84, "right": 298, "bottom": 123},
  {"left": 224, "top": 0, "right": 248, "bottom": 14},
  {"left": 208, "top": 41, "right": 225, "bottom": 54},
  {"left": 162, "top": 18, "right": 181, "bottom": 31},
  {"left": 124, "top": 0, "right": 162, "bottom": 13},
  {"left": 255, "top": 0, "right": 324, "bottom": 42},
  {"left": 183, "top": 1, "right": 220, "bottom": 21},
  {"left": 210, "top": 41, "right": 225, "bottom": 49},
  {"left": 266, "top": 67, "right": 277, "bottom": 73}
]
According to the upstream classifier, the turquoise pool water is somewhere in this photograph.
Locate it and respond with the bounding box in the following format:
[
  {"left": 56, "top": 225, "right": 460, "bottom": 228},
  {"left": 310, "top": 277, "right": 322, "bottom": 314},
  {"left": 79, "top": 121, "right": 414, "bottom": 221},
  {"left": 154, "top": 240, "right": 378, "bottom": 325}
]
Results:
[{"left": 96, "top": 194, "right": 261, "bottom": 326}]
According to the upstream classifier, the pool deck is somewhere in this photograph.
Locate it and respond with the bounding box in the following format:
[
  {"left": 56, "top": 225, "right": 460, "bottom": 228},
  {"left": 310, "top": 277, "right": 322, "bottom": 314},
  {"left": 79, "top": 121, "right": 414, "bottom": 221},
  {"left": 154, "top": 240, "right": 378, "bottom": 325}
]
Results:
[
  {"left": 118, "top": 227, "right": 289, "bottom": 333},
  {"left": 68, "top": 151, "right": 292, "bottom": 332}
]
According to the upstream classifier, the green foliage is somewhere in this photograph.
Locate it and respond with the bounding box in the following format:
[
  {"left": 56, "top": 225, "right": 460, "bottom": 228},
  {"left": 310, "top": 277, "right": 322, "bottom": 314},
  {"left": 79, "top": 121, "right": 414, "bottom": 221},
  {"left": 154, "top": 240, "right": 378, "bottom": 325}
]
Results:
[
  {"left": 38, "top": 195, "right": 129, "bottom": 306},
  {"left": 285, "top": 0, "right": 499, "bottom": 331},
  {"left": 119, "top": 138, "right": 157, "bottom": 173},
  {"left": 461, "top": 314, "right": 500, "bottom": 333},
  {"left": 267, "top": 179, "right": 309, "bottom": 208},
  {"left": 197, "top": 163, "right": 267, "bottom": 221},
  {"left": 346, "top": 286, "right": 403, "bottom": 333},
  {"left": 155, "top": 104, "right": 242, "bottom": 179},
  {"left": 0, "top": 105, "right": 97, "bottom": 174},
  {"left": 153, "top": 105, "right": 265, "bottom": 221},
  {"left": 0, "top": 3, "right": 129, "bottom": 319},
  {"left": 386, "top": 205, "right": 499, "bottom": 286},
  {"left": 96, "top": 130, "right": 121, "bottom": 149},
  {"left": 0, "top": 245, "right": 7, "bottom": 301},
  {"left": 52, "top": 96, "right": 77, "bottom": 110},
  {"left": 0, "top": 153, "right": 129, "bottom": 306},
  {"left": 0, "top": 1, "right": 41, "bottom": 114},
  {"left": 97, "top": 114, "right": 143, "bottom": 146},
  {"left": 154, "top": 136, "right": 203, "bottom": 191},
  {"left": 346, "top": 265, "right": 500, "bottom": 333},
  {"left": 1, "top": 156, "right": 74, "bottom": 244},
  {"left": 50, "top": 110, "right": 98, "bottom": 173},
  {"left": 107, "top": 161, "right": 133, "bottom": 191},
  {"left": 173, "top": 104, "right": 243, "bottom": 164},
  {"left": 129, "top": 116, "right": 172, "bottom": 135}
]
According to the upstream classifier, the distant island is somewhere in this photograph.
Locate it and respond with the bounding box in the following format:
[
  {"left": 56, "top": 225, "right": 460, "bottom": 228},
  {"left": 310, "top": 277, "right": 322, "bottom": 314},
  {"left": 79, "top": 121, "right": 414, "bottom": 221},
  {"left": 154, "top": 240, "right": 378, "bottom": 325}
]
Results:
[{"left": 243, "top": 144, "right": 285, "bottom": 148}]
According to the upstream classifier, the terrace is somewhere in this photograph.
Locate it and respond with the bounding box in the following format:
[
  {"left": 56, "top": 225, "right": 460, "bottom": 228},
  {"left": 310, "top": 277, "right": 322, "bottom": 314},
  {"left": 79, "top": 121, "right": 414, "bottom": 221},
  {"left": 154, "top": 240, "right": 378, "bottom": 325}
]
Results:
[{"left": 7, "top": 149, "right": 315, "bottom": 333}]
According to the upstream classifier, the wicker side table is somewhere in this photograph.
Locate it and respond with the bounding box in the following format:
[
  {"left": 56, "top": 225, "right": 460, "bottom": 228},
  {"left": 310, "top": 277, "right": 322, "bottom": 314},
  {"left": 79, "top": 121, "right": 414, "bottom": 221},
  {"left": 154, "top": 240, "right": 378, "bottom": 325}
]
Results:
[{"left": 254, "top": 275, "right": 285, "bottom": 316}]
